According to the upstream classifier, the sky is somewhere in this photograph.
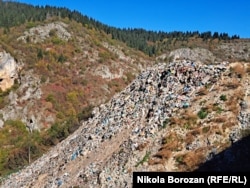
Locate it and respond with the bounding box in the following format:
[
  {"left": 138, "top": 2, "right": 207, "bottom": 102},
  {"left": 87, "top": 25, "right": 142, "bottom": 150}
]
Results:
[{"left": 15, "top": 0, "right": 250, "bottom": 38}]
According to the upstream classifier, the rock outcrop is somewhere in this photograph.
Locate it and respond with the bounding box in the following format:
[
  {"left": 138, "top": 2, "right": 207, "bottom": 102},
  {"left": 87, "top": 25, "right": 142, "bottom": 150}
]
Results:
[
  {"left": 0, "top": 51, "right": 19, "bottom": 91},
  {"left": 17, "top": 22, "right": 71, "bottom": 43},
  {"left": 0, "top": 70, "right": 49, "bottom": 130},
  {"left": 157, "top": 47, "right": 216, "bottom": 64}
]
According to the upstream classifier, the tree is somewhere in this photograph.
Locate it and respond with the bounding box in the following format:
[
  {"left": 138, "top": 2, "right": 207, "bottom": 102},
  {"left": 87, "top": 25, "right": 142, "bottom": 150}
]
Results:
[
  {"left": 37, "top": 49, "right": 43, "bottom": 59},
  {"left": 213, "top": 32, "right": 219, "bottom": 39}
]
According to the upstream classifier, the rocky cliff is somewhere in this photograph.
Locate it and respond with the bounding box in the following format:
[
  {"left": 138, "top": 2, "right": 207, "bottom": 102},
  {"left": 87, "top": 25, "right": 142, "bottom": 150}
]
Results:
[{"left": 0, "top": 51, "right": 19, "bottom": 92}]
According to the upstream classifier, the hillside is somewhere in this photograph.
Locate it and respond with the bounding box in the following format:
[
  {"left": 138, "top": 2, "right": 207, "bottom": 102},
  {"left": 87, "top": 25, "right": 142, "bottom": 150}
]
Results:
[
  {"left": 0, "top": 1, "right": 250, "bottom": 187},
  {"left": 0, "top": 17, "right": 153, "bottom": 177},
  {"left": 0, "top": 1, "right": 241, "bottom": 57}
]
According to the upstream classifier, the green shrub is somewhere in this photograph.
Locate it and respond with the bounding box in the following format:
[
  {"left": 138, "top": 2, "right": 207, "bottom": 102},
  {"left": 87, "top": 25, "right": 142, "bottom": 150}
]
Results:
[
  {"left": 216, "top": 106, "right": 224, "bottom": 114},
  {"left": 77, "top": 105, "right": 94, "bottom": 121},
  {"left": 37, "top": 49, "right": 43, "bottom": 59},
  {"left": 162, "top": 118, "right": 169, "bottom": 128},
  {"left": 26, "top": 22, "right": 36, "bottom": 29},
  {"left": 220, "top": 95, "right": 227, "bottom": 101},
  {"left": 197, "top": 108, "right": 208, "bottom": 119},
  {"left": 49, "top": 29, "right": 57, "bottom": 37},
  {"left": 46, "top": 94, "right": 56, "bottom": 103},
  {"left": 57, "top": 54, "right": 67, "bottom": 63},
  {"left": 40, "top": 75, "right": 47, "bottom": 83},
  {"left": 51, "top": 37, "right": 64, "bottom": 45}
]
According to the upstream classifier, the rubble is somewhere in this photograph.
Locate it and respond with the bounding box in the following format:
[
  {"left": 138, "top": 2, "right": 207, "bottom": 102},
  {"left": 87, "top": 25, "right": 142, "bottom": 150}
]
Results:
[{"left": 1, "top": 59, "right": 239, "bottom": 188}]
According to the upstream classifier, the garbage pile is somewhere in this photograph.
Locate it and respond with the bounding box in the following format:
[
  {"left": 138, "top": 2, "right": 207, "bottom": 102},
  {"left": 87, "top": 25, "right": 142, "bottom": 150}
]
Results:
[{"left": 1, "top": 60, "right": 229, "bottom": 188}]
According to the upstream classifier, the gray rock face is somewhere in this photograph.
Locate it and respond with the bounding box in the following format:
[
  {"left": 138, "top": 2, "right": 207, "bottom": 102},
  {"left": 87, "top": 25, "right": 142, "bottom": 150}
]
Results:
[
  {"left": 17, "top": 22, "right": 71, "bottom": 43},
  {"left": 157, "top": 48, "right": 217, "bottom": 65},
  {"left": 218, "top": 42, "right": 250, "bottom": 61},
  {"left": 102, "top": 42, "right": 134, "bottom": 63},
  {"left": 0, "top": 119, "right": 3, "bottom": 128},
  {"left": 93, "top": 64, "right": 124, "bottom": 79},
  {"left": 0, "top": 51, "right": 19, "bottom": 91},
  {"left": 168, "top": 48, "right": 216, "bottom": 63},
  {"left": 0, "top": 70, "right": 50, "bottom": 130}
]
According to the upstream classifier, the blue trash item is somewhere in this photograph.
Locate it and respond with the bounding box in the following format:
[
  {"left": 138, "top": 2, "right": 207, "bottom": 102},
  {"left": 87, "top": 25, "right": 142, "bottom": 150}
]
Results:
[
  {"left": 101, "top": 118, "right": 109, "bottom": 126},
  {"left": 183, "top": 85, "right": 191, "bottom": 93},
  {"left": 57, "top": 179, "right": 63, "bottom": 186},
  {"left": 182, "top": 102, "right": 190, "bottom": 108},
  {"left": 71, "top": 150, "right": 79, "bottom": 160},
  {"left": 71, "top": 153, "right": 77, "bottom": 160},
  {"left": 71, "top": 148, "right": 82, "bottom": 160}
]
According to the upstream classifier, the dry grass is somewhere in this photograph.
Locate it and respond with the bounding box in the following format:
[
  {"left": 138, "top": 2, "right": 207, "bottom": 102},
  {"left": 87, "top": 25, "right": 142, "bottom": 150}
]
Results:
[
  {"left": 230, "top": 63, "right": 246, "bottom": 78},
  {"left": 162, "top": 132, "right": 180, "bottom": 144},
  {"left": 137, "top": 142, "right": 148, "bottom": 151},
  {"left": 185, "top": 129, "right": 201, "bottom": 146},
  {"left": 154, "top": 149, "right": 172, "bottom": 159},
  {"left": 222, "top": 78, "right": 241, "bottom": 89},
  {"left": 202, "top": 126, "right": 211, "bottom": 134},
  {"left": 204, "top": 103, "right": 215, "bottom": 113},
  {"left": 210, "top": 125, "right": 223, "bottom": 135},
  {"left": 222, "top": 88, "right": 244, "bottom": 115},
  {"left": 222, "top": 119, "right": 237, "bottom": 131},
  {"left": 161, "top": 139, "right": 182, "bottom": 152},
  {"left": 227, "top": 103, "right": 240, "bottom": 114},
  {"left": 191, "top": 95, "right": 202, "bottom": 103},
  {"left": 174, "top": 148, "right": 206, "bottom": 171},
  {"left": 212, "top": 116, "right": 227, "bottom": 123},
  {"left": 233, "top": 88, "right": 245, "bottom": 100},
  {"left": 148, "top": 157, "right": 164, "bottom": 165},
  {"left": 182, "top": 110, "right": 198, "bottom": 122},
  {"left": 185, "top": 135, "right": 195, "bottom": 146},
  {"left": 182, "top": 149, "right": 206, "bottom": 170},
  {"left": 155, "top": 132, "right": 184, "bottom": 161},
  {"left": 189, "top": 129, "right": 201, "bottom": 136},
  {"left": 169, "top": 117, "right": 182, "bottom": 125},
  {"left": 169, "top": 110, "right": 198, "bottom": 130}
]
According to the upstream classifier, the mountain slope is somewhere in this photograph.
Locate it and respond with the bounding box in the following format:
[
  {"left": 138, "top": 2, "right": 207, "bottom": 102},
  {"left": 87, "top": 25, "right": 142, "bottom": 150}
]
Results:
[
  {"left": 0, "top": 1, "right": 241, "bottom": 57},
  {"left": 0, "top": 18, "right": 153, "bottom": 177}
]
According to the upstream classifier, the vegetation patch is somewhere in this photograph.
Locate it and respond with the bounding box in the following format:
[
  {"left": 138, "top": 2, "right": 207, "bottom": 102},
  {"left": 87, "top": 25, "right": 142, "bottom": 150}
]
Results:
[
  {"left": 0, "top": 120, "right": 44, "bottom": 177},
  {"left": 135, "top": 151, "right": 151, "bottom": 167},
  {"left": 197, "top": 108, "right": 208, "bottom": 119},
  {"left": 219, "top": 94, "right": 227, "bottom": 101}
]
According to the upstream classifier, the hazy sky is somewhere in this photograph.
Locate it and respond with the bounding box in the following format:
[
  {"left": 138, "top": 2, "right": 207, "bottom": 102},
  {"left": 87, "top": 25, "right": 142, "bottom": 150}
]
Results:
[{"left": 16, "top": 0, "right": 250, "bottom": 38}]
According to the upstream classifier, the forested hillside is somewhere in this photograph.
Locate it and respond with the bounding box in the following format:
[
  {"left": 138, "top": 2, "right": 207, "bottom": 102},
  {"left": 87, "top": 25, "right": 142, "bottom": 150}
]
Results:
[{"left": 0, "top": 0, "right": 240, "bottom": 56}]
